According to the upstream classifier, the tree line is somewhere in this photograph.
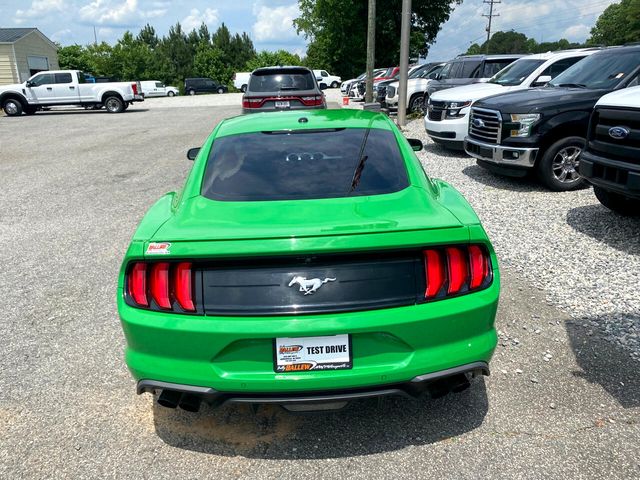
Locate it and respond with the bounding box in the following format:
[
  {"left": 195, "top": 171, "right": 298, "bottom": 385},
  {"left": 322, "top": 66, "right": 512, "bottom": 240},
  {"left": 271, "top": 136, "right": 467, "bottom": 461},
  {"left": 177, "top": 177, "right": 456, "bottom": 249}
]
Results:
[{"left": 57, "top": 23, "right": 303, "bottom": 91}]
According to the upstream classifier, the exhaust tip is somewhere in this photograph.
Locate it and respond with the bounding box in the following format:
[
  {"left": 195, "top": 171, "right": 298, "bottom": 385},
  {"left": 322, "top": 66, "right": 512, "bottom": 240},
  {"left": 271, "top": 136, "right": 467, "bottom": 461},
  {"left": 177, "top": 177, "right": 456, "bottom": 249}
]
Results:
[
  {"left": 178, "top": 394, "right": 202, "bottom": 413},
  {"left": 157, "top": 390, "right": 182, "bottom": 409}
]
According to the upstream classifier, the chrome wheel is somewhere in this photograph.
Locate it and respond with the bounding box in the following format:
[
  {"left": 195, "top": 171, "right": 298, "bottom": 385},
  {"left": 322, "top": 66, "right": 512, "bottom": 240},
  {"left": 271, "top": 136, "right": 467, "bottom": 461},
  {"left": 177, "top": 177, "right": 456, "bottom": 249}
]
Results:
[
  {"left": 551, "top": 146, "right": 581, "bottom": 184},
  {"left": 105, "top": 98, "right": 120, "bottom": 112},
  {"left": 4, "top": 100, "right": 19, "bottom": 115}
]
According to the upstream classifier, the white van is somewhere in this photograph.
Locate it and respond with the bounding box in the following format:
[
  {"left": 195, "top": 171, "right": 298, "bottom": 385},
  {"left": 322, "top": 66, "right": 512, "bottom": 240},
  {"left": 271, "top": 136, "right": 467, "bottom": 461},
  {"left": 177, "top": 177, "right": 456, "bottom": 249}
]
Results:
[
  {"left": 233, "top": 72, "right": 251, "bottom": 92},
  {"left": 313, "top": 70, "right": 341, "bottom": 88},
  {"left": 140, "top": 80, "right": 179, "bottom": 97}
]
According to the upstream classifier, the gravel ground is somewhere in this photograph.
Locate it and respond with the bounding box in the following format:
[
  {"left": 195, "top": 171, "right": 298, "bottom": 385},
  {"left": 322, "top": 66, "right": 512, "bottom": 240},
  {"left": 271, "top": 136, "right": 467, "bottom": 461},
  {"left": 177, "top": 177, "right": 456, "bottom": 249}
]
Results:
[
  {"left": 0, "top": 104, "right": 638, "bottom": 478},
  {"left": 404, "top": 119, "right": 640, "bottom": 361}
]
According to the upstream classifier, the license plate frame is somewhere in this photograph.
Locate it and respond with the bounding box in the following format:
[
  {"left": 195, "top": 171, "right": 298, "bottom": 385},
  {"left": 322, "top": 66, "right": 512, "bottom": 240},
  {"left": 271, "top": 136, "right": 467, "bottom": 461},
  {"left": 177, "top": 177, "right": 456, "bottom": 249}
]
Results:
[
  {"left": 275, "top": 100, "right": 290, "bottom": 108},
  {"left": 274, "top": 334, "right": 352, "bottom": 373}
]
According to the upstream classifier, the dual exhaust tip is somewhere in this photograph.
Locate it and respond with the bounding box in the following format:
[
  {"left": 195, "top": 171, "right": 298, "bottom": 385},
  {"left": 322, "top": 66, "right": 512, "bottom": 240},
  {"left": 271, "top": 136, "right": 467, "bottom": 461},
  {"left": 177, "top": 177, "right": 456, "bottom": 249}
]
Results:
[
  {"left": 157, "top": 390, "right": 202, "bottom": 412},
  {"left": 155, "top": 373, "right": 471, "bottom": 413}
]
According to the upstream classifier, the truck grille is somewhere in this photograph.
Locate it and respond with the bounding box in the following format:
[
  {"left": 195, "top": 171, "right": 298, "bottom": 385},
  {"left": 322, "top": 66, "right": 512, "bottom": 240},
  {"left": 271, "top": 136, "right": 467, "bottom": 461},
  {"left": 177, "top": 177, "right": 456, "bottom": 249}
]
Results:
[
  {"left": 427, "top": 100, "right": 446, "bottom": 122},
  {"left": 469, "top": 108, "right": 501, "bottom": 144},
  {"left": 588, "top": 107, "right": 640, "bottom": 165}
]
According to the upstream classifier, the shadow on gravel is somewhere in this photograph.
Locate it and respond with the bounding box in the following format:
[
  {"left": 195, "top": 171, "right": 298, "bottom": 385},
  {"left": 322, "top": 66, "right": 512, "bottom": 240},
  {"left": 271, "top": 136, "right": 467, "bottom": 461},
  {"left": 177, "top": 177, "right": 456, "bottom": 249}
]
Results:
[
  {"left": 566, "top": 204, "right": 640, "bottom": 255},
  {"left": 423, "top": 142, "right": 464, "bottom": 159},
  {"left": 566, "top": 317, "right": 640, "bottom": 409},
  {"left": 152, "top": 379, "right": 488, "bottom": 459},
  {"left": 461, "top": 164, "right": 548, "bottom": 193},
  {"left": 28, "top": 109, "right": 150, "bottom": 116}
]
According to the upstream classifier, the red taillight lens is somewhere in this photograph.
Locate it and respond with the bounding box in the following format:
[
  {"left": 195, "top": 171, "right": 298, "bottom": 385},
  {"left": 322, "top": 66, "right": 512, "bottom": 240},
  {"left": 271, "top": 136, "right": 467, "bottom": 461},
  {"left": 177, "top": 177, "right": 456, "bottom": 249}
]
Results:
[
  {"left": 242, "top": 97, "right": 263, "bottom": 108},
  {"left": 174, "top": 262, "right": 195, "bottom": 311},
  {"left": 446, "top": 247, "right": 468, "bottom": 295},
  {"left": 150, "top": 262, "right": 171, "bottom": 309},
  {"left": 469, "top": 245, "right": 487, "bottom": 289},
  {"left": 131, "top": 82, "right": 138, "bottom": 95},
  {"left": 128, "top": 262, "right": 148, "bottom": 306},
  {"left": 423, "top": 244, "right": 491, "bottom": 300},
  {"left": 424, "top": 249, "right": 445, "bottom": 299},
  {"left": 301, "top": 95, "right": 324, "bottom": 106}
]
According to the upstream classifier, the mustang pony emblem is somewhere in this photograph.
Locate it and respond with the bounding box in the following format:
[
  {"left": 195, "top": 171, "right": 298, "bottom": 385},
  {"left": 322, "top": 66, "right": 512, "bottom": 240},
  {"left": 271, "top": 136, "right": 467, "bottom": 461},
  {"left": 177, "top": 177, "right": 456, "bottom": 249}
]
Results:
[{"left": 288, "top": 276, "right": 336, "bottom": 295}]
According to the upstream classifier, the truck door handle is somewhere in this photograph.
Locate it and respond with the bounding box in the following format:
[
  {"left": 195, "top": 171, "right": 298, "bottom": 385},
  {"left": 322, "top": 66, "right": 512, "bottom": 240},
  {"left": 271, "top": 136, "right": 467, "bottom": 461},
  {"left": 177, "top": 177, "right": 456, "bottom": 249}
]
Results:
[
  {"left": 46, "top": 87, "right": 53, "bottom": 90},
  {"left": 69, "top": 86, "right": 75, "bottom": 89}
]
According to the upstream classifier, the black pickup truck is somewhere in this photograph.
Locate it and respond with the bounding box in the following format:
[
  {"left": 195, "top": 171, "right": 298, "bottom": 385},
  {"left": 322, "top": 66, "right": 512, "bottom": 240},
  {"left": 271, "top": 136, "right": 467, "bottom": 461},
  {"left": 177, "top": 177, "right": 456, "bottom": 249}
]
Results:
[
  {"left": 579, "top": 87, "right": 640, "bottom": 215},
  {"left": 464, "top": 45, "right": 640, "bottom": 191}
]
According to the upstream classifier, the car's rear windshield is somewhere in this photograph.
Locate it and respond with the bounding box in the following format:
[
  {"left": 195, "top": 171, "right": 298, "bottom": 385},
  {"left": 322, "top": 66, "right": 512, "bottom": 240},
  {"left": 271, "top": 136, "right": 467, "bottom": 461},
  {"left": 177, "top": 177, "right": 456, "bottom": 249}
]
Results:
[
  {"left": 201, "top": 128, "right": 410, "bottom": 201},
  {"left": 248, "top": 69, "right": 316, "bottom": 92}
]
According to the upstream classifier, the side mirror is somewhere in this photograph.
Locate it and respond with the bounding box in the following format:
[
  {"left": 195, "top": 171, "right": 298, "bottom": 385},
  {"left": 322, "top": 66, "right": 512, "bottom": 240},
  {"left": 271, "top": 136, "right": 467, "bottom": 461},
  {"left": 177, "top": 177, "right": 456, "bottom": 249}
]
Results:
[
  {"left": 533, "top": 75, "right": 552, "bottom": 86},
  {"left": 26, "top": 81, "right": 35, "bottom": 88},
  {"left": 186, "top": 147, "right": 200, "bottom": 160},
  {"left": 319, "top": 83, "right": 328, "bottom": 90},
  {"left": 407, "top": 138, "right": 423, "bottom": 152}
]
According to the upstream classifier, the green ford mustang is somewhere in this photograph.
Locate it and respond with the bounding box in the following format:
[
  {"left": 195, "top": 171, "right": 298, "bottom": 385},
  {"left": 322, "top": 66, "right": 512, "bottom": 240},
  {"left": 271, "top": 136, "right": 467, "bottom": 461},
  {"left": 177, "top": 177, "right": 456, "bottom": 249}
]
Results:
[{"left": 118, "top": 109, "right": 499, "bottom": 412}]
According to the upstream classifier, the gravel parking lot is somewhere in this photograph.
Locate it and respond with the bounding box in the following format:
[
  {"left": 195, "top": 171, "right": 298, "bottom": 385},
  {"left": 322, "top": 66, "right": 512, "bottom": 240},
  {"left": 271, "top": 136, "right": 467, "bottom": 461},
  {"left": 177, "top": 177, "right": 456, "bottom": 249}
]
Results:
[{"left": 0, "top": 99, "right": 638, "bottom": 479}]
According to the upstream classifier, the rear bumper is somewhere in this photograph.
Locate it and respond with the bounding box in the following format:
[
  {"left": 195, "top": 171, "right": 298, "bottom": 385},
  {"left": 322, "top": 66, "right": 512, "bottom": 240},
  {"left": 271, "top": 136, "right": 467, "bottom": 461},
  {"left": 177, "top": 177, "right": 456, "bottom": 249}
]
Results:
[
  {"left": 579, "top": 150, "right": 640, "bottom": 199},
  {"left": 465, "top": 137, "right": 538, "bottom": 169},
  {"left": 119, "top": 278, "right": 499, "bottom": 395},
  {"left": 137, "top": 361, "right": 489, "bottom": 406},
  {"left": 242, "top": 104, "right": 326, "bottom": 114}
]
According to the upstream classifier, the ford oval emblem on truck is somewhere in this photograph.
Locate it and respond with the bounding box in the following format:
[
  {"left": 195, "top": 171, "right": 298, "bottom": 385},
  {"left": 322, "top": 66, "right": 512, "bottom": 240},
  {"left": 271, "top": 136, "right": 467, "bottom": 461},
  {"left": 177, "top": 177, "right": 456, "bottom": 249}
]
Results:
[
  {"left": 472, "top": 118, "right": 485, "bottom": 129},
  {"left": 608, "top": 126, "right": 630, "bottom": 140}
]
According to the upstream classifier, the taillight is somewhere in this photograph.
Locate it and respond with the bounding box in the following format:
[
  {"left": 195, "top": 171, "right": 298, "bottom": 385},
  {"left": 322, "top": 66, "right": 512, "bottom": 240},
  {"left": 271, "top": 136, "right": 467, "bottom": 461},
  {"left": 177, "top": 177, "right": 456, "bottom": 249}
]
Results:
[
  {"left": 242, "top": 97, "right": 263, "bottom": 108},
  {"left": 128, "top": 262, "right": 148, "bottom": 306},
  {"left": 150, "top": 262, "right": 171, "bottom": 309},
  {"left": 131, "top": 82, "right": 138, "bottom": 95},
  {"left": 174, "top": 262, "right": 195, "bottom": 311},
  {"left": 301, "top": 95, "right": 324, "bottom": 106},
  {"left": 126, "top": 261, "right": 197, "bottom": 313},
  {"left": 423, "top": 245, "right": 492, "bottom": 300}
]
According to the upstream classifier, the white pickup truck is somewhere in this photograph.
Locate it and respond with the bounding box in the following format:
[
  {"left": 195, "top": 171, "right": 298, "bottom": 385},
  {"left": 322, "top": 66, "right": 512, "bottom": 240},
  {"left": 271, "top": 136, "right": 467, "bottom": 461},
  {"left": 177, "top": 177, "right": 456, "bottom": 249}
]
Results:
[{"left": 0, "top": 70, "right": 144, "bottom": 116}]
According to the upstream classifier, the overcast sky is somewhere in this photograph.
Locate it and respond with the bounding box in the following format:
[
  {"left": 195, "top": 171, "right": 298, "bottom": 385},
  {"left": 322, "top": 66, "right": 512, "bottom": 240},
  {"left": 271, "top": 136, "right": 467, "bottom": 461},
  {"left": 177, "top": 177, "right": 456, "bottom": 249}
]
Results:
[{"left": 0, "top": 0, "right": 619, "bottom": 61}]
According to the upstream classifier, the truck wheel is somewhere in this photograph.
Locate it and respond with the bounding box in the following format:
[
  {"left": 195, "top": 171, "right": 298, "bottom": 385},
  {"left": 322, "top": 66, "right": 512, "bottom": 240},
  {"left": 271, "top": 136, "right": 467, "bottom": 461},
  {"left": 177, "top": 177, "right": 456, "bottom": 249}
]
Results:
[
  {"left": 2, "top": 98, "right": 23, "bottom": 116},
  {"left": 167, "top": 91, "right": 175, "bottom": 97},
  {"left": 593, "top": 187, "right": 640, "bottom": 216},
  {"left": 537, "top": 136, "right": 586, "bottom": 191},
  {"left": 104, "top": 96, "right": 124, "bottom": 113},
  {"left": 408, "top": 94, "right": 423, "bottom": 113},
  {"left": 188, "top": 89, "right": 196, "bottom": 96},
  {"left": 241, "top": 84, "right": 247, "bottom": 93},
  {"left": 331, "top": 81, "right": 339, "bottom": 88},
  {"left": 217, "top": 87, "right": 225, "bottom": 94}
]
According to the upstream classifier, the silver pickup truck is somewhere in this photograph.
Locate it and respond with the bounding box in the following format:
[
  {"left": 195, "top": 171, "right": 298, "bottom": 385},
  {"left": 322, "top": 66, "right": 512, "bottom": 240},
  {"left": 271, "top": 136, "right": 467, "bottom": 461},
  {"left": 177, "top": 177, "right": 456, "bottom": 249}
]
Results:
[{"left": 0, "top": 70, "right": 144, "bottom": 116}]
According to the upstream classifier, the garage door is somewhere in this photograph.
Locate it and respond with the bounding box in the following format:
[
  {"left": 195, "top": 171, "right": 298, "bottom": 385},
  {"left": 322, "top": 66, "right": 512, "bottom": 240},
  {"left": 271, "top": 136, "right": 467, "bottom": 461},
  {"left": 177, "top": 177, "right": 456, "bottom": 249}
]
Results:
[{"left": 28, "top": 55, "right": 49, "bottom": 75}]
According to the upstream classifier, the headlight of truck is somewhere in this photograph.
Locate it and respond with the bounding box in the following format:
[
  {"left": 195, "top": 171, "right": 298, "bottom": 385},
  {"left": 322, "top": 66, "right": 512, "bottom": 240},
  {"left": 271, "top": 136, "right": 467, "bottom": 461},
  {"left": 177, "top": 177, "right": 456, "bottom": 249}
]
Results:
[
  {"left": 445, "top": 101, "right": 471, "bottom": 119},
  {"left": 509, "top": 113, "right": 540, "bottom": 137}
]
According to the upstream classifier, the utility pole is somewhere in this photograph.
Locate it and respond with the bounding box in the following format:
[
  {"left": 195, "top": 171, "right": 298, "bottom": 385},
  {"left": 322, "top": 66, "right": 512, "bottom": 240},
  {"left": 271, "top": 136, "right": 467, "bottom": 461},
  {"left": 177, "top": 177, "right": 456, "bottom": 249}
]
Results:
[
  {"left": 93, "top": 25, "right": 98, "bottom": 45},
  {"left": 483, "top": 0, "right": 500, "bottom": 52},
  {"left": 397, "top": 0, "right": 411, "bottom": 127},
  {"left": 365, "top": 0, "right": 376, "bottom": 104}
]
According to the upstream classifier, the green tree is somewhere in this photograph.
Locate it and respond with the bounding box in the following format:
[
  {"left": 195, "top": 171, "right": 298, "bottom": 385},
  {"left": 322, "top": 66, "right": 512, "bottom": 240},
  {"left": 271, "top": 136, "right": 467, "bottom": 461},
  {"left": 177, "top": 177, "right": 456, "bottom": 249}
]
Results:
[
  {"left": 57, "top": 44, "right": 92, "bottom": 71},
  {"left": 110, "top": 31, "right": 154, "bottom": 80},
  {"left": 193, "top": 44, "right": 234, "bottom": 85},
  {"left": 294, "top": 0, "right": 461, "bottom": 79},
  {"left": 245, "top": 50, "right": 303, "bottom": 71},
  {"left": 466, "top": 31, "right": 584, "bottom": 55},
  {"left": 588, "top": 0, "right": 640, "bottom": 45}
]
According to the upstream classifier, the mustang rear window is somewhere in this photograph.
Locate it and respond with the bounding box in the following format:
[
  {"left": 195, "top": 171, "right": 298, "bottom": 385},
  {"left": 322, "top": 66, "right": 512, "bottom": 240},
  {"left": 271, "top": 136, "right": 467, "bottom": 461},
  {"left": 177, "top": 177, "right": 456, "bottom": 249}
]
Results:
[{"left": 201, "top": 128, "right": 410, "bottom": 201}]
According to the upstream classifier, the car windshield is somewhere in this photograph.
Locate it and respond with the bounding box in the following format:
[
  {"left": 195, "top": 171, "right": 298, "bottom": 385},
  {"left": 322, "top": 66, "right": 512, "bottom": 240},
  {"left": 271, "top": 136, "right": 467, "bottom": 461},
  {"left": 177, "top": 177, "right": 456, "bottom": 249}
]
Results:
[
  {"left": 249, "top": 69, "right": 316, "bottom": 92},
  {"left": 489, "top": 59, "right": 546, "bottom": 86},
  {"left": 548, "top": 51, "right": 639, "bottom": 89},
  {"left": 201, "top": 128, "right": 409, "bottom": 201}
]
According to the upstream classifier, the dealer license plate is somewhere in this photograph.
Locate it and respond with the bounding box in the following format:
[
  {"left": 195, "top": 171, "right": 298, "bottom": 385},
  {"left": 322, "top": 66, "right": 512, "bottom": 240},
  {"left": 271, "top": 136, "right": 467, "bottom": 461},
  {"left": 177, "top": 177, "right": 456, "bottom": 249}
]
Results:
[
  {"left": 275, "top": 101, "right": 290, "bottom": 108},
  {"left": 274, "top": 334, "right": 352, "bottom": 373}
]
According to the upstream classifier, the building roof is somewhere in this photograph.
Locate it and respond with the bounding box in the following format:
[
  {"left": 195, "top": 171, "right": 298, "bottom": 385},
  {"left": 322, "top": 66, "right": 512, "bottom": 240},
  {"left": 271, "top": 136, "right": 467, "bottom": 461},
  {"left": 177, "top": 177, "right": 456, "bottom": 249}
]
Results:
[
  {"left": 0, "top": 28, "right": 37, "bottom": 43},
  {"left": 0, "top": 28, "right": 57, "bottom": 48}
]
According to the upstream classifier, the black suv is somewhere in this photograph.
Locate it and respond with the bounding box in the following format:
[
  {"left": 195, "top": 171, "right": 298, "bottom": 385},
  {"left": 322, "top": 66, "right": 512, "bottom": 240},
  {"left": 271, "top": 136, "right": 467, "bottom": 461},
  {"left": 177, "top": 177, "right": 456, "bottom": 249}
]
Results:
[
  {"left": 425, "top": 54, "right": 523, "bottom": 99},
  {"left": 242, "top": 66, "right": 326, "bottom": 113},
  {"left": 464, "top": 46, "right": 640, "bottom": 191},
  {"left": 184, "top": 78, "right": 228, "bottom": 95}
]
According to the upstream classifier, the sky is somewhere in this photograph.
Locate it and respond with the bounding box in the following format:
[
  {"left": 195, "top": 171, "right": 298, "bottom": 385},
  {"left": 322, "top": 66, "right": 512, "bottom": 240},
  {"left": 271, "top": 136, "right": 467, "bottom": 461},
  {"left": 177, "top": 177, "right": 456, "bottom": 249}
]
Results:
[{"left": 0, "top": 0, "right": 620, "bottom": 62}]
